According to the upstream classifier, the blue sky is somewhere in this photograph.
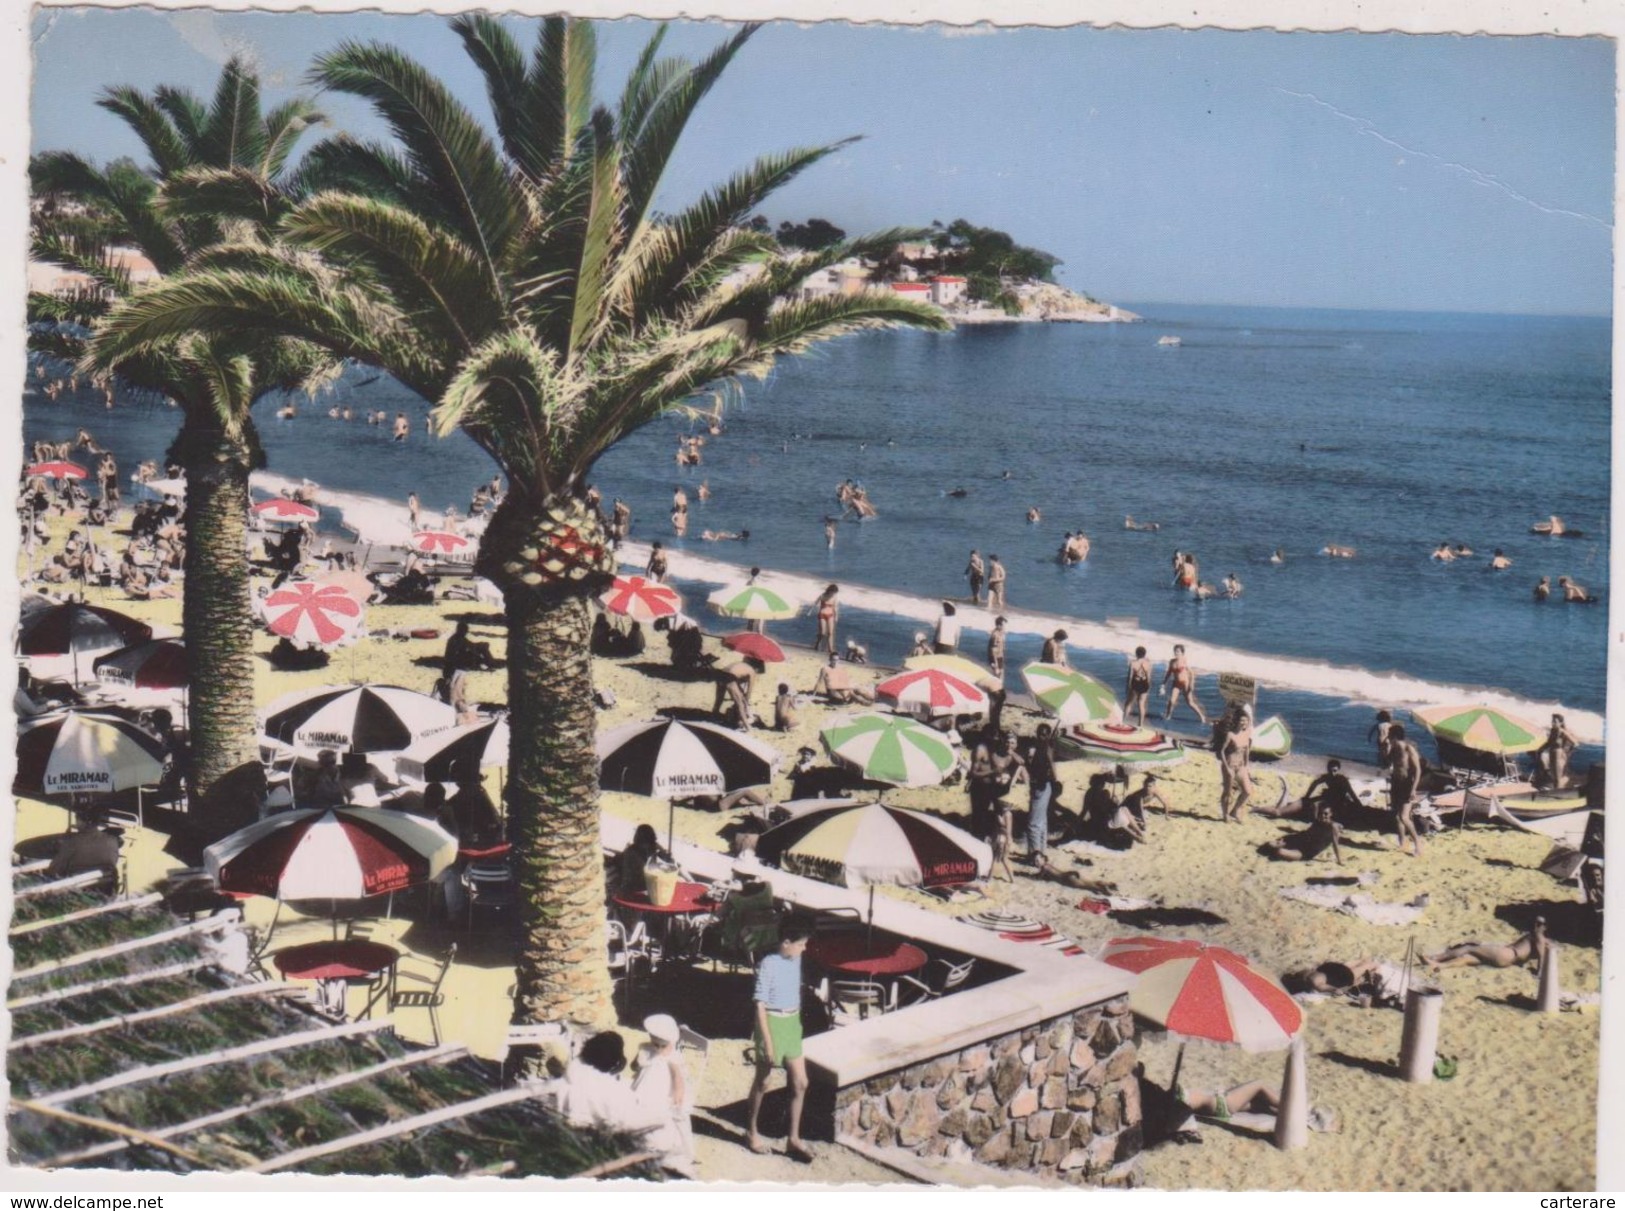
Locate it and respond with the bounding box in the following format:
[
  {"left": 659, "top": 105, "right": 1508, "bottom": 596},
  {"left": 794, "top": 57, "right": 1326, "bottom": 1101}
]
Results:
[{"left": 28, "top": 7, "right": 1616, "bottom": 315}]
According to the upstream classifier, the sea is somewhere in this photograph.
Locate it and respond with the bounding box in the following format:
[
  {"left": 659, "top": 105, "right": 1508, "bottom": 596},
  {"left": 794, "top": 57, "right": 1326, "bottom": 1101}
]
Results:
[{"left": 22, "top": 303, "right": 1612, "bottom": 764}]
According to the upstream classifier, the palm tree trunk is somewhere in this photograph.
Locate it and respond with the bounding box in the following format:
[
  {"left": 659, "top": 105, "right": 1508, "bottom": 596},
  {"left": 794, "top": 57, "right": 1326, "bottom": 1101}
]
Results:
[
  {"left": 480, "top": 491, "right": 619, "bottom": 1062},
  {"left": 179, "top": 434, "right": 258, "bottom": 806},
  {"left": 503, "top": 587, "right": 617, "bottom": 1039}
]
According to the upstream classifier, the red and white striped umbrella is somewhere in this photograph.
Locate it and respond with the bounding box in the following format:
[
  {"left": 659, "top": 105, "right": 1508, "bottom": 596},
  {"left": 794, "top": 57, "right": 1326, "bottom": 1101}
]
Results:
[
  {"left": 204, "top": 807, "right": 456, "bottom": 901},
  {"left": 258, "top": 581, "right": 366, "bottom": 648},
  {"left": 410, "top": 530, "right": 475, "bottom": 559},
  {"left": 875, "top": 667, "right": 989, "bottom": 719},
  {"left": 26, "top": 461, "right": 89, "bottom": 480},
  {"left": 1098, "top": 936, "right": 1303, "bottom": 1052},
  {"left": 600, "top": 574, "right": 682, "bottom": 622},
  {"left": 252, "top": 498, "right": 320, "bottom": 523}
]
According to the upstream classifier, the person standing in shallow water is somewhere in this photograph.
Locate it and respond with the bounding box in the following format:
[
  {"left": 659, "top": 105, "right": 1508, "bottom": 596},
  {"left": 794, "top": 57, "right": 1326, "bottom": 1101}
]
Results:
[
  {"left": 1125, "top": 646, "right": 1153, "bottom": 727},
  {"left": 986, "top": 555, "right": 1007, "bottom": 609},
  {"left": 965, "top": 549, "right": 984, "bottom": 605}
]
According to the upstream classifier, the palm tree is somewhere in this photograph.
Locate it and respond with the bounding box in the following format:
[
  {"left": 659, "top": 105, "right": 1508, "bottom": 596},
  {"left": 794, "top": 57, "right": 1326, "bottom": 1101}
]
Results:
[
  {"left": 30, "top": 61, "right": 327, "bottom": 807},
  {"left": 88, "top": 15, "right": 951, "bottom": 1036}
]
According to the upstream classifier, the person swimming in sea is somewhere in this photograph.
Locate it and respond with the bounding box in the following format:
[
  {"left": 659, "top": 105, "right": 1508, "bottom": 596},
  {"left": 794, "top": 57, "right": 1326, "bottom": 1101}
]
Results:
[
  {"left": 1558, "top": 575, "right": 1598, "bottom": 603},
  {"left": 1124, "top": 515, "right": 1161, "bottom": 532},
  {"left": 1026, "top": 506, "right": 1041, "bottom": 523},
  {"left": 701, "top": 529, "right": 749, "bottom": 542},
  {"left": 1488, "top": 548, "right": 1512, "bottom": 570},
  {"left": 1269, "top": 547, "right": 1285, "bottom": 564},
  {"left": 1534, "top": 575, "right": 1551, "bottom": 602},
  {"left": 393, "top": 412, "right": 410, "bottom": 441},
  {"left": 947, "top": 487, "right": 969, "bottom": 499},
  {"left": 1322, "top": 544, "right": 1356, "bottom": 559},
  {"left": 1430, "top": 543, "right": 1456, "bottom": 563},
  {"left": 1222, "top": 572, "right": 1243, "bottom": 598}
]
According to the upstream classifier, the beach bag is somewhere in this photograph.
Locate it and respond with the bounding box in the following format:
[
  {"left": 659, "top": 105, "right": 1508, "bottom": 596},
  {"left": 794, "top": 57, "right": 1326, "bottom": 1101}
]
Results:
[{"left": 644, "top": 860, "right": 679, "bottom": 908}]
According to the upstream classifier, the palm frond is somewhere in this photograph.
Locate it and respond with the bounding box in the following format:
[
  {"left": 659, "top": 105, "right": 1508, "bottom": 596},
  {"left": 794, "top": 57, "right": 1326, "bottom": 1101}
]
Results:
[
  {"left": 181, "top": 338, "right": 257, "bottom": 443},
  {"left": 162, "top": 166, "right": 284, "bottom": 231},
  {"left": 565, "top": 110, "right": 624, "bottom": 364},
  {"left": 96, "top": 87, "right": 192, "bottom": 177},
  {"left": 311, "top": 40, "right": 520, "bottom": 292},
  {"left": 30, "top": 151, "right": 114, "bottom": 205},
  {"left": 202, "top": 57, "right": 265, "bottom": 168},
  {"left": 619, "top": 24, "right": 758, "bottom": 230},
  {"left": 449, "top": 13, "right": 532, "bottom": 168},
  {"left": 518, "top": 17, "right": 595, "bottom": 174},
  {"left": 260, "top": 99, "right": 326, "bottom": 180},
  {"left": 281, "top": 191, "right": 501, "bottom": 360},
  {"left": 614, "top": 25, "right": 670, "bottom": 138},
  {"left": 436, "top": 326, "right": 577, "bottom": 488},
  {"left": 289, "top": 135, "right": 428, "bottom": 215},
  {"left": 152, "top": 86, "right": 209, "bottom": 153}
]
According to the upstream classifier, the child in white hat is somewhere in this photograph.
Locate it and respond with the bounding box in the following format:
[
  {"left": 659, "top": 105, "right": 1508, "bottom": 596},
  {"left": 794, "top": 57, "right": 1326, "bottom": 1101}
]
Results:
[{"left": 634, "top": 1013, "right": 696, "bottom": 1177}]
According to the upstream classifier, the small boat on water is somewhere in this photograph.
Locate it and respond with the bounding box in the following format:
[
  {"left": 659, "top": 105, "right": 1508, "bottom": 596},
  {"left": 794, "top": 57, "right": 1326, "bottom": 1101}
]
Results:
[
  {"left": 1530, "top": 522, "right": 1585, "bottom": 538},
  {"left": 1156, "top": 335, "right": 1182, "bottom": 347},
  {"left": 1250, "top": 715, "right": 1293, "bottom": 760}
]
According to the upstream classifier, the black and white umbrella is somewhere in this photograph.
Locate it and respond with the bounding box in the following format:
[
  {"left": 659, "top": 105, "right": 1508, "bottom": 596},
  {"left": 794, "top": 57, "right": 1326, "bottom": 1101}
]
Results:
[
  {"left": 17, "top": 602, "right": 154, "bottom": 684},
  {"left": 15, "top": 710, "right": 166, "bottom": 797},
  {"left": 260, "top": 684, "right": 457, "bottom": 757},
  {"left": 395, "top": 715, "right": 510, "bottom": 785},
  {"left": 598, "top": 717, "right": 780, "bottom": 850}
]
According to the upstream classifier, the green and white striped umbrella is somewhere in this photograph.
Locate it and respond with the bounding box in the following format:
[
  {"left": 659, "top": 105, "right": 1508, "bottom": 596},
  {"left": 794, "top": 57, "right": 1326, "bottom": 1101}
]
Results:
[
  {"left": 1020, "top": 663, "right": 1122, "bottom": 726},
  {"left": 707, "top": 582, "right": 801, "bottom": 621},
  {"left": 820, "top": 713, "right": 958, "bottom": 788}
]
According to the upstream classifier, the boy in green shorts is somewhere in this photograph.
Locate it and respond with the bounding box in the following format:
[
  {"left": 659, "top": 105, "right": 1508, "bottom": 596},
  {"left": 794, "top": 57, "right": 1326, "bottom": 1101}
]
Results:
[{"left": 747, "top": 916, "right": 814, "bottom": 1161}]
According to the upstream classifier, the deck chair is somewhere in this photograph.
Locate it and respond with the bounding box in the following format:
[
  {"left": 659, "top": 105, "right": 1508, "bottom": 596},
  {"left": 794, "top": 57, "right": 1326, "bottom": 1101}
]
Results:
[
  {"left": 820, "top": 978, "right": 897, "bottom": 1026},
  {"left": 463, "top": 860, "right": 516, "bottom": 933},
  {"left": 391, "top": 943, "right": 457, "bottom": 1043},
  {"left": 899, "top": 956, "right": 977, "bottom": 1005}
]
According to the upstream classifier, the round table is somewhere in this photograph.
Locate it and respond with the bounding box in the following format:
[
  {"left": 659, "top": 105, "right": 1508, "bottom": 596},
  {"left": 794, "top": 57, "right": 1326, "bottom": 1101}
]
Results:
[
  {"left": 806, "top": 934, "right": 929, "bottom": 978},
  {"left": 273, "top": 939, "right": 399, "bottom": 1018},
  {"left": 611, "top": 881, "right": 717, "bottom": 915}
]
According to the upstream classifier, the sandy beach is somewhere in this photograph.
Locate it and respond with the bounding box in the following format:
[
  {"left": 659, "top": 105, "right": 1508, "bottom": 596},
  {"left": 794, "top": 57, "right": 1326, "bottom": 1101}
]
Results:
[{"left": 8, "top": 502, "right": 1602, "bottom": 1190}]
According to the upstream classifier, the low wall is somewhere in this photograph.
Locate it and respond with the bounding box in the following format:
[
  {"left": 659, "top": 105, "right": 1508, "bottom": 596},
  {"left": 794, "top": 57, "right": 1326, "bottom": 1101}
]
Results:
[{"left": 830, "top": 994, "right": 1141, "bottom": 1187}]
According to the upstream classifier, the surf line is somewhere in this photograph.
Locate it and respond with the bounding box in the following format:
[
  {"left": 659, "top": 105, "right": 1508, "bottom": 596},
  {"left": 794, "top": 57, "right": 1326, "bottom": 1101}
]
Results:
[{"left": 619, "top": 541, "right": 1604, "bottom": 746}]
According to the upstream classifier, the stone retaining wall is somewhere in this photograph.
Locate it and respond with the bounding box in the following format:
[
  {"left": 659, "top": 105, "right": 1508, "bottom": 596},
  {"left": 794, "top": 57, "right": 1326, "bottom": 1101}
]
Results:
[{"left": 832, "top": 993, "right": 1141, "bottom": 1186}]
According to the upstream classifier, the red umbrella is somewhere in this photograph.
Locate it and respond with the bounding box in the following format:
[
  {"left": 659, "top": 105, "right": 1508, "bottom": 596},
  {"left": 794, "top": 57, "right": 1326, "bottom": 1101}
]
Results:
[
  {"left": 875, "top": 667, "right": 989, "bottom": 718},
  {"left": 259, "top": 581, "right": 366, "bottom": 648},
  {"left": 253, "top": 498, "right": 320, "bottom": 522},
  {"left": 1098, "top": 936, "right": 1302, "bottom": 1051},
  {"left": 410, "top": 530, "right": 474, "bottom": 558},
  {"left": 722, "top": 632, "right": 786, "bottom": 663},
  {"left": 26, "top": 461, "right": 89, "bottom": 480},
  {"left": 600, "top": 574, "right": 682, "bottom": 622}
]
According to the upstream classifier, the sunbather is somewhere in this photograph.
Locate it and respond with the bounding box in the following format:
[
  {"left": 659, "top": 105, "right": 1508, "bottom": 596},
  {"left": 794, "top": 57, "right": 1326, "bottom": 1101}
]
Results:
[
  {"left": 1260, "top": 803, "right": 1343, "bottom": 863},
  {"left": 1426, "top": 917, "right": 1547, "bottom": 971},
  {"left": 1029, "top": 853, "right": 1116, "bottom": 895}
]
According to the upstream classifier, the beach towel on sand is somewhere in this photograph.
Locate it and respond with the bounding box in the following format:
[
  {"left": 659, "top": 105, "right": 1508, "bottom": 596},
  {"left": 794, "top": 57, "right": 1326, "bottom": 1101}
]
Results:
[{"left": 1279, "top": 884, "right": 1425, "bottom": 926}]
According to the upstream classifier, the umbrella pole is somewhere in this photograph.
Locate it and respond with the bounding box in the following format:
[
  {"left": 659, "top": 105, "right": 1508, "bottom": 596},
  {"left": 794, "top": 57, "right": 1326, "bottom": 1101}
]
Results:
[
  {"left": 667, "top": 799, "right": 675, "bottom": 857},
  {"left": 866, "top": 885, "right": 876, "bottom": 952},
  {"left": 1165, "top": 1042, "right": 1187, "bottom": 1139}
]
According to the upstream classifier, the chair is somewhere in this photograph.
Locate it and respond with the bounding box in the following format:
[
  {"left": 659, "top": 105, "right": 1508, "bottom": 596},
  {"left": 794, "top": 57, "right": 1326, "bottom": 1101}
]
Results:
[
  {"left": 899, "top": 956, "right": 977, "bottom": 1006},
  {"left": 463, "top": 860, "right": 517, "bottom": 933},
  {"left": 607, "top": 919, "right": 653, "bottom": 994},
  {"left": 390, "top": 943, "right": 457, "bottom": 1044},
  {"left": 819, "top": 978, "right": 896, "bottom": 1026}
]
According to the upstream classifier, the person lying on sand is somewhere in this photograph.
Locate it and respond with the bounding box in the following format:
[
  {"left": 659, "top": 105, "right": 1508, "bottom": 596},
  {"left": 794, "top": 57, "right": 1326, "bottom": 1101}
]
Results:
[
  {"left": 1426, "top": 917, "right": 1547, "bottom": 971},
  {"left": 1283, "top": 958, "right": 1406, "bottom": 1008},
  {"left": 1029, "top": 853, "right": 1116, "bottom": 895}
]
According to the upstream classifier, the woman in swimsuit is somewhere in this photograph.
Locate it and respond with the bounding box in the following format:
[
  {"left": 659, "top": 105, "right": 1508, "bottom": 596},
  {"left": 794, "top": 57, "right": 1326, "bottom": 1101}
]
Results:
[
  {"left": 1162, "top": 644, "right": 1209, "bottom": 725},
  {"left": 813, "top": 584, "right": 839, "bottom": 653},
  {"left": 1124, "top": 646, "right": 1153, "bottom": 727},
  {"left": 1426, "top": 918, "right": 1547, "bottom": 971}
]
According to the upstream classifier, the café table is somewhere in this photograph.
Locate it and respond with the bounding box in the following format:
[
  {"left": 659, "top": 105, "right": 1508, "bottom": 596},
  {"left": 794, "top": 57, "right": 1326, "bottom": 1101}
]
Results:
[
  {"left": 273, "top": 938, "right": 399, "bottom": 1019},
  {"left": 806, "top": 934, "right": 929, "bottom": 979}
]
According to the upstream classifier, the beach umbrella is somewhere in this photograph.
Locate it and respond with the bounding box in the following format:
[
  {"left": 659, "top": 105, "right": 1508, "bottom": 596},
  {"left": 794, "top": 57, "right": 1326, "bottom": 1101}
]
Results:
[
  {"left": 601, "top": 574, "right": 682, "bottom": 623},
  {"left": 756, "top": 801, "right": 990, "bottom": 889},
  {"left": 708, "top": 583, "right": 800, "bottom": 621},
  {"left": 1021, "top": 662, "right": 1122, "bottom": 726},
  {"left": 1098, "top": 936, "right": 1303, "bottom": 1052},
  {"left": 261, "top": 684, "right": 457, "bottom": 757},
  {"left": 722, "top": 632, "right": 786, "bottom": 663},
  {"left": 821, "top": 713, "right": 958, "bottom": 789},
  {"left": 396, "top": 716, "right": 510, "bottom": 784},
  {"left": 903, "top": 653, "right": 995, "bottom": 685},
  {"left": 25, "top": 460, "right": 88, "bottom": 480},
  {"left": 1412, "top": 704, "right": 1543, "bottom": 755},
  {"left": 204, "top": 807, "right": 456, "bottom": 935},
  {"left": 17, "top": 602, "right": 154, "bottom": 683},
  {"left": 409, "top": 529, "right": 475, "bottom": 561},
  {"left": 252, "top": 498, "right": 320, "bottom": 524},
  {"left": 876, "top": 667, "right": 989, "bottom": 720},
  {"left": 598, "top": 716, "right": 781, "bottom": 850},
  {"left": 140, "top": 476, "right": 187, "bottom": 500},
  {"left": 15, "top": 710, "right": 166, "bottom": 797},
  {"left": 92, "top": 638, "right": 188, "bottom": 703},
  {"left": 1061, "top": 721, "right": 1186, "bottom": 766},
  {"left": 257, "top": 581, "right": 367, "bottom": 649}
]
